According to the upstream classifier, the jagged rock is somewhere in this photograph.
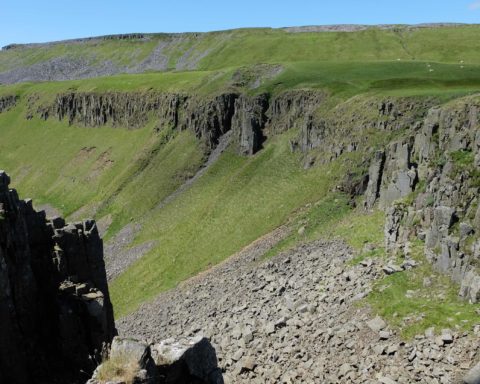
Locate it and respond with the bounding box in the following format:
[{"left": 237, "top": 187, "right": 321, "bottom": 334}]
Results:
[
  {"left": 414, "top": 107, "right": 441, "bottom": 163},
  {"left": 382, "top": 264, "right": 403, "bottom": 275},
  {"left": 267, "top": 90, "right": 326, "bottom": 135},
  {"left": 380, "top": 140, "right": 418, "bottom": 207},
  {"left": 0, "top": 171, "right": 116, "bottom": 384},
  {"left": 89, "top": 336, "right": 224, "bottom": 384},
  {"left": 460, "top": 270, "right": 480, "bottom": 303},
  {"left": 385, "top": 205, "right": 406, "bottom": 252},
  {"left": 232, "top": 94, "right": 269, "bottom": 155},
  {"left": 111, "top": 337, "right": 156, "bottom": 372},
  {"left": 90, "top": 337, "right": 157, "bottom": 384},
  {"left": 425, "top": 206, "right": 456, "bottom": 249},
  {"left": 460, "top": 222, "right": 474, "bottom": 239},
  {"left": 366, "top": 316, "right": 387, "bottom": 332},
  {"left": 365, "top": 151, "right": 386, "bottom": 209}
]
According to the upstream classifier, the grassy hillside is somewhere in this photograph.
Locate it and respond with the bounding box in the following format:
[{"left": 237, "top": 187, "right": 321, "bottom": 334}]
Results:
[
  {"left": 1, "top": 26, "right": 480, "bottom": 319},
  {"left": 2, "top": 60, "right": 480, "bottom": 100},
  {"left": 2, "top": 25, "right": 480, "bottom": 77}
]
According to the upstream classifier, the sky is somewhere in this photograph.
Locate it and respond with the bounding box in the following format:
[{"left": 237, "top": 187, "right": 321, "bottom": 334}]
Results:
[{"left": 1, "top": 0, "right": 479, "bottom": 47}]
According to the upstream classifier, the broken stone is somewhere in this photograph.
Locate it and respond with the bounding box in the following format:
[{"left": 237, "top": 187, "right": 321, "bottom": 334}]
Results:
[
  {"left": 464, "top": 361, "right": 480, "bottom": 384},
  {"left": 379, "top": 331, "right": 391, "bottom": 340},
  {"left": 367, "top": 316, "right": 387, "bottom": 332}
]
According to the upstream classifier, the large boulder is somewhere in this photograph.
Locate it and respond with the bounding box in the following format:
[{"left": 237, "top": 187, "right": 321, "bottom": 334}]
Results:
[
  {"left": 89, "top": 337, "right": 157, "bottom": 384},
  {"left": 89, "top": 336, "right": 223, "bottom": 384},
  {"left": 152, "top": 336, "right": 223, "bottom": 384},
  {"left": 464, "top": 361, "right": 480, "bottom": 384}
]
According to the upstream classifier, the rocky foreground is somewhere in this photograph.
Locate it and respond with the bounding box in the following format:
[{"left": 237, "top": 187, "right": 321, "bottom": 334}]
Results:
[{"left": 118, "top": 236, "right": 480, "bottom": 383}]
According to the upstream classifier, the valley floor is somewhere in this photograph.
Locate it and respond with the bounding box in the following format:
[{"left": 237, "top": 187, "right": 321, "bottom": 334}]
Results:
[{"left": 117, "top": 233, "right": 478, "bottom": 383}]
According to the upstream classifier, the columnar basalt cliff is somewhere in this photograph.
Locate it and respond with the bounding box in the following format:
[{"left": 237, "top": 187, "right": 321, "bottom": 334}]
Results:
[
  {"left": 45, "top": 91, "right": 239, "bottom": 149},
  {"left": 0, "top": 171, "right": 116, "bottom": 384},
  {"left": 33, "top": 90, "right": 328, "bottom": 155},
  {"left": 231, "top": 94, "right": 269, "bottom": 155}
]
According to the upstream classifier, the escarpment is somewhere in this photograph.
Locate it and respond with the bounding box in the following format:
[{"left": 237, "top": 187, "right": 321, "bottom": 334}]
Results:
[
  {"left": 0, "top": 171, "right": 116, "bottom": 384},
  {"left": 30, "top": 89, "right": 328, "bottom": 154},
  {"left": 29, "top": 90, "right": 430, "bottom": 159},
  {"left": 43, "top": 91, "right": 240, "bottom": 149}
]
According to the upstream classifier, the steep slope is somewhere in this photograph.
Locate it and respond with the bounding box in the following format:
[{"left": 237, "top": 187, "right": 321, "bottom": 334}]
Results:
[
  {"left": 117, "top": 238, "right": 479, "bottom": 383},
  {"left": 0, "top": 26, "right": 480, "bottom": 329}
]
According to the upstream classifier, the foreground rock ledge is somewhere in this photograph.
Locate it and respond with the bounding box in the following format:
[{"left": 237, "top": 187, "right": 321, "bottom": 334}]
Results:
[{"left": 0, "top": 171, "right": 116, "bottom": 384}]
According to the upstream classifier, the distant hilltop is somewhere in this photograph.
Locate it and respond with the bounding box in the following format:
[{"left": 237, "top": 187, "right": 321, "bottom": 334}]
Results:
[
  {"left": 1, "top": 23, "right": 473, "bottom": 50},
  {"left": 1, "top": 23, "right": 479, "bottom": 85}
]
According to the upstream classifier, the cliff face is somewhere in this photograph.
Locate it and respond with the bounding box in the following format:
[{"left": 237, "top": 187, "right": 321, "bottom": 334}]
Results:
[
  {"left": 363, "top": 96, "right": 480, "bottom": 303},
  {"left": 45, "top": 92, "right": 238, "bottom": 150},
  {"left": 0, "top": 171, "right": 116, "bottom": 384},
  {"left": 34, "top": 90, "right": 327, "bottom": 155}
]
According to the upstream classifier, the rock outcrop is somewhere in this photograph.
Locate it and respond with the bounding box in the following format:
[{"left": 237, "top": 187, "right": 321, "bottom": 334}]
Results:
[
  {"left": 28, "top": 89, "right": 330, "bottom": 155},
  {"left": 52, "top": 92, "right": 238, "bottom": 149},
  {"left": 232, "top": 94, "right": 269, "bottom": 155},
  {"left": 0, "top": 171, "right": 116, "bottom": 384},
  {"left": 38, "top": 92, "right": 239, "bottom": 150},
  {"left": 369, "top": 96, "right": 480, "bottom": 302},
  {"left": 0, "top": 94, "right": 17, "bottom": 113}
]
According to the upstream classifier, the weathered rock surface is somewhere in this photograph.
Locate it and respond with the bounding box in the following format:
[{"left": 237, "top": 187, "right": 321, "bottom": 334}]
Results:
[
  {"left": 27, "top": 89, "right": 329, "bottom": 156},
  {"left": 464, "top": 361, "right": 480, "bottom": 384},
  {"left": 0, "top": 171, "right": 116, "bottom": 384},
  {"left": 232, "top": 94, "right": 269, "bottom": 155}
]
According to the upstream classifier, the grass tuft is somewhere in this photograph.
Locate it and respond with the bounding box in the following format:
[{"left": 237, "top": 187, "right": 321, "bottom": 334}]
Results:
[
  {"left": 96, "top": 352, "right": 140, "bottom": 384},
  {"left": 368, "top": 239, "right": 480, "bottom": 339}
]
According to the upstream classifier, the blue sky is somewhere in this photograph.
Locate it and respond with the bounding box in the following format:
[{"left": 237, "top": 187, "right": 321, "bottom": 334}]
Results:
[{"left": 1, "top": 0, "right": 479, "bottom": 47}]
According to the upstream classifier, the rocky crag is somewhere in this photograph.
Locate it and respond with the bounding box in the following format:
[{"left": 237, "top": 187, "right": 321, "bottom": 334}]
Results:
[
  {"left": 0, "top": 94, "right": 17, "bottom": 113},
  {"left": 0, "top": 171, "right": 226, "bottom": 384},
  {"left": 363, "top": 96, "right": 480, "bottom": 303},
  {"left": 27, "top": 89, "right": 326, "bottom": 155},
  {"left": 0, "top": 171, "right": 116, "bottom": 383}
]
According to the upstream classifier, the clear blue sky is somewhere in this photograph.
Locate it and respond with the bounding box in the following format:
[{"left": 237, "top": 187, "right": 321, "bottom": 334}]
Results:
[{"left": 1, "top": 0, "right": 479, "bottom": 47}]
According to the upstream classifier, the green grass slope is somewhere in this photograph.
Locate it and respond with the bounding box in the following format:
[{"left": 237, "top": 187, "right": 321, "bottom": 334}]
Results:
[
  {"left": 2, "top": 25, "right": 480, "bottom": 76},
  {"left": 0, "top": 98, "right": 206, "bottom": 227}
]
